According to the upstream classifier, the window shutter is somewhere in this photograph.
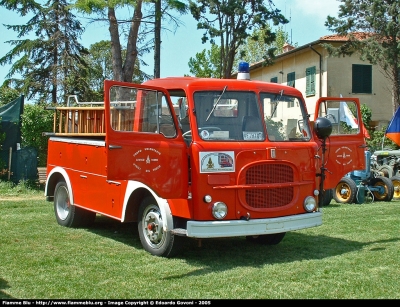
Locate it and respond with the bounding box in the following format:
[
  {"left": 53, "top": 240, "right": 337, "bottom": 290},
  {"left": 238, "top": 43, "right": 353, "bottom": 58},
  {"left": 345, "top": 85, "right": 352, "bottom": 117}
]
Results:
[
  {"left": 352, "top": 64, "right": 372, "bottom": 93},
  {"left": 287, "top": 72, "right": 295, "bottom": 87},
  {"left": 306, "top": 66, "right": 316, "bottom": 96}
]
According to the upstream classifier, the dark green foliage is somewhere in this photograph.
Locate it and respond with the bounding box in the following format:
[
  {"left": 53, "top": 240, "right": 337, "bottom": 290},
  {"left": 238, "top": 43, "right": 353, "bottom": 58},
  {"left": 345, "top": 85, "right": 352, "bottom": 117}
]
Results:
[
  {"left": 366, "top": 125, "right": 398, "bottom": 152},
  {"left": 188, "top": 45, "right": 222, "bottom": 77},
  {"left": 188, "top": 0, "right": 288, "bottom": 78},
  {"left": 20, "top": 104, "right": 53, "bottom": 166},
  {"left": 0, "top": 0, "right": 89, "bottom": 104},
  {"left": 0, "top": 85, "right": 20, "bottom": 106}
]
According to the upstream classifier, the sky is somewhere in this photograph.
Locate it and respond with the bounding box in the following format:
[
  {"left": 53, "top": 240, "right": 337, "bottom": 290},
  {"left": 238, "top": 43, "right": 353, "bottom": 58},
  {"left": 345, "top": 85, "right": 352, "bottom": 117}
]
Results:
[{"left": 0, "top": 0, "right": 341, "bottom": 86}]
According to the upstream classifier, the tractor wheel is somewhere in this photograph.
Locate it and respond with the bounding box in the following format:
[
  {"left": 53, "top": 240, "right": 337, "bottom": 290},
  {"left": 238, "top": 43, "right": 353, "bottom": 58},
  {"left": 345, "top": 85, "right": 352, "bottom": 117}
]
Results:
[
  {"left": 333, "top": 177, "right": 357, "bottom": 204},
  {"left": 390, "top": 176, "right": 400, "bottom": 200},
  {"left": 370, "top": 176, "right": 394, "bottom": 201}
]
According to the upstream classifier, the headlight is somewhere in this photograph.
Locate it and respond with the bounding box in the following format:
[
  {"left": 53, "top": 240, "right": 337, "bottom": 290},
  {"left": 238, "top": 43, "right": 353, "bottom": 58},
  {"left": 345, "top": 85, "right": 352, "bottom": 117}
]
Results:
[
  {"left": 212, "top": 202, "right": 227, "bottom": 219},
  {"left": 303, "top": 196, "right": 317, "bottom": 212}
]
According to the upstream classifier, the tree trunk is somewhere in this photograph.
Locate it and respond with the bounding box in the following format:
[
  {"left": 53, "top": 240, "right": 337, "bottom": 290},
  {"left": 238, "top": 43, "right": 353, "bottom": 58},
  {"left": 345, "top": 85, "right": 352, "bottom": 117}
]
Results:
[
  {"left": 154, "top": 0, "right": 161, "bottom": 79},
  {"left": 108, "top": 7, "right": 123, "bottom": 82},
  {"left": 123, "top": 0, "right": 143, "bottom": 82}
]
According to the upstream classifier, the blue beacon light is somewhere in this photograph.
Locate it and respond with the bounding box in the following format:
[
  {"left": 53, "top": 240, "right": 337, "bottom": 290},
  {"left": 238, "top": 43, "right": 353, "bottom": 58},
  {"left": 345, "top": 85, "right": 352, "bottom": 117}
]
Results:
[{"left": 237, "top": 61, "right": 250, "bottom": 80}]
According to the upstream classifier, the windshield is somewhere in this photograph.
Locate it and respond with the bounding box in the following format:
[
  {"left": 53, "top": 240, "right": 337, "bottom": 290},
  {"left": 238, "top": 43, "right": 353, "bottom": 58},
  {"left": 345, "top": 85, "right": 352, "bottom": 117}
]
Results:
[
  {"left": 193, "top": 91, "right": 264, "bottom": 141},
  {"left": 190, "top": 90, "right": 311, "bottom": 142},
  {"left": 260, "top": 92, "right": 311, "bottom": 142}
]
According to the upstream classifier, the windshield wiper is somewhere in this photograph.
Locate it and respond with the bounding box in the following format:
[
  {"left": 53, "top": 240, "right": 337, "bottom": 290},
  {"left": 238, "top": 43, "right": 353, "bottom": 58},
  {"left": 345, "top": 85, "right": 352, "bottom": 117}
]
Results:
[
  {"left": 206, "top": 85, "right": 228, "bottom": 121},
  {"left": 271, "top": 90, "right": 284, "bottom": 117}
]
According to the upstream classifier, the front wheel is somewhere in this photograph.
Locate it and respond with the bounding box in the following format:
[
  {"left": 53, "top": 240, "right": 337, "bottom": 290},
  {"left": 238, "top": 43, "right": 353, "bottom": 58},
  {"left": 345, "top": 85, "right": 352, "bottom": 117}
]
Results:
[
  {"left": 333, "top": 177, "right": 357, "bottom": 204},
  {"left": 370, "top": 176, "right": 394, "bottom": 201},
  {"left": 246, "top": 232, "right": 286, "bottom": 245},
  {"left": 138, "top": 196, "right": 183, "bottom": 257}
]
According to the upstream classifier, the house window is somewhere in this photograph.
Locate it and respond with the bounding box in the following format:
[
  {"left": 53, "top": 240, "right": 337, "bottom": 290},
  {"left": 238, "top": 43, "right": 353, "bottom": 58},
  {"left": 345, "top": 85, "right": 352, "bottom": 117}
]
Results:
[
  {"left": 270, "top": 77, "right": 278, "bottom": 83},
  {"left": 287, "top": 72, "right": 295, "bottom": 87},
  {"left": 306, "top": 66, "right": 316, "bottom": 96},
  {"left": 352, "top": 64, "right": 372, "bottom": 94}
]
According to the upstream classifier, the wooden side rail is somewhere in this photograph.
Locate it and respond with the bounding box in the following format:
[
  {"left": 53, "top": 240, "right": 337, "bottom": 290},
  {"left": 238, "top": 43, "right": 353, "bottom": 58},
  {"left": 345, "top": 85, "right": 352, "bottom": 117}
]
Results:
[
  {"left": 46, "top": 106, "right": 106, "bottom": 136},
  {"left": 44, "top": 106, "right": 136, "bottom": 136}
]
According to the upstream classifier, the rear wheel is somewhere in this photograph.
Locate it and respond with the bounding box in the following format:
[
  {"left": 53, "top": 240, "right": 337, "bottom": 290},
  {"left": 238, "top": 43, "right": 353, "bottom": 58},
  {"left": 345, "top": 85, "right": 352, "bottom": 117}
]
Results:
[
  {"left": 390, "top": 176, "right": 400, "bottom": 200},
  {"left": 246, "top": 232, "right": 286, "bottom": 245},
  {"left": 54, "top": 181, "right": 95, "bottom": 227},
  {"left": 370, "top": 176, "right": 394, "bottom": 201},
  {"left": 333, "top": 177, "right": 357, "bottom": 204},
  {"left": 138, "top": 196, "right": 183, "bottom": 257}
]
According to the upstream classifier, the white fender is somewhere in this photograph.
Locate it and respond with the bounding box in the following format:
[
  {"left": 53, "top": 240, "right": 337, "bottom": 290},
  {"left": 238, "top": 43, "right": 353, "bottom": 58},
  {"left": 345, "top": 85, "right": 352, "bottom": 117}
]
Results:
[
  {"left": 45, "top": 166, "right": 74, "bottom": 204},
  {"left": 122, "top": 181, "right": 173, "bottom": 232}
]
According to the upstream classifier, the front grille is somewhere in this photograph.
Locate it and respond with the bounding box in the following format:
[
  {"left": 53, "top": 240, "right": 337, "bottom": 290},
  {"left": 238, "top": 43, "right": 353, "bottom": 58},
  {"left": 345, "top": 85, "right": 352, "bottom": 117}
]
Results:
[{"left": 245, "top": 164, "right": 294, "bottom": 208}]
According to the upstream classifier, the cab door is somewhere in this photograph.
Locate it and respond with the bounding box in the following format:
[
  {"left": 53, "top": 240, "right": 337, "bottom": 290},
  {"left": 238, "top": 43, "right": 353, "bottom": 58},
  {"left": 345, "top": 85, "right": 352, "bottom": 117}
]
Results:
[
  {"left": 314, "top": 97, "right": 367, "bottom": 189},
  {"left": 104, "top": 80, "right": 188, "bottom": 199}
]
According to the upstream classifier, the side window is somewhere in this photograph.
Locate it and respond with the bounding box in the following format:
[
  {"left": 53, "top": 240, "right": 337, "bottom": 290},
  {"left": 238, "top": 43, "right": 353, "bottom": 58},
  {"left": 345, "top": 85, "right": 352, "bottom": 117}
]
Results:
[
  {"left": 139, "top": 91, "right": 176, "bottom": 137},
  {"left": 109, "top": 86, "right": 137, "bottom": 132},
  {"left": 157, "top": 95, "right": 176, "bottom": 137},
  {"left": 306, "top": 66, "right": 316, "bottom": 96},
  {"left": 109, "top": 86, "right": 176, "bottom": 137},
  {"left": 352, "top": 64, "right": 372, "bottom": 94},
  {"left": 322, "top": 100, "right": 361, "bottom": 136}
]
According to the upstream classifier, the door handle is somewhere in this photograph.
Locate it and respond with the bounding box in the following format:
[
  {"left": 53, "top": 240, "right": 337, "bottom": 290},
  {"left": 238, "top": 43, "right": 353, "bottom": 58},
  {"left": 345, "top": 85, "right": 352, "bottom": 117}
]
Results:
[{"left": 109, "top": 145, "right": 122, "bottom": 149}]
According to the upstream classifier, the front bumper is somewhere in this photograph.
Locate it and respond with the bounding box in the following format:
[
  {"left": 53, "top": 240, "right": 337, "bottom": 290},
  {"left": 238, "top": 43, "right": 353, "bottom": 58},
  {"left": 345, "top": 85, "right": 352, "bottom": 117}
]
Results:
[{"left": 177, "top": 211, "right": 322, "bottom": 238}]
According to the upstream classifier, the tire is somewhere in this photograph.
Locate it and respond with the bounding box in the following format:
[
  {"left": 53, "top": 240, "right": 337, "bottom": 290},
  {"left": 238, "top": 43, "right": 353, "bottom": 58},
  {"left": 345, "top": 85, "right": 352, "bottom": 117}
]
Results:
[
  {"left": 333, "top": 177, "right": 357, "bottom": 204},
  {"left": 370, "top": 176, "right": 394, "bottom": 201},
  {"left": 138, "top": 196, "right": 183, "bottom": 257},
  {"left": 54, "top": 181, "right": 95, "bottom": 227},
  {"left": 246, "top": 232, "right": 286, "bottom": 245},
  {"left": 390, "top": 176, "right": 400, "bottom": 200},
  {"left": 321, "top": 189, "right": 333, "bottom": 206}
]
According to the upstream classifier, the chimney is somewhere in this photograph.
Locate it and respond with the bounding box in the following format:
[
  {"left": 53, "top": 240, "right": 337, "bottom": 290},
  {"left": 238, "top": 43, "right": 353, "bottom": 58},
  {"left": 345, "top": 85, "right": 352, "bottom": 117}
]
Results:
[{"left": 283, "top": 42, "right": 295, "bottom": 53}]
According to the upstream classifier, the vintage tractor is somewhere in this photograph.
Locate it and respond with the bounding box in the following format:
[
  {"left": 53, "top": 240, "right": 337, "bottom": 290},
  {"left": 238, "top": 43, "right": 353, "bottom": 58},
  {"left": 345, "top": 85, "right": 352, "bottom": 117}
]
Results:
[
  {"left": 333, "top": 151, "right": 394, "bottom": 204},
  {"left": 371, "top": 149, "right": 400, "bottom": 200}
]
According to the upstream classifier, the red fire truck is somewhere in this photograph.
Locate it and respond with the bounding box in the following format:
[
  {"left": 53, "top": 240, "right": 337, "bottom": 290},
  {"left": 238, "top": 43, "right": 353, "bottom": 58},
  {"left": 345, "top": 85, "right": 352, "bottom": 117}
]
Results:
[{"left": 44, "top": 66, "right": 366, "bottom": 257}]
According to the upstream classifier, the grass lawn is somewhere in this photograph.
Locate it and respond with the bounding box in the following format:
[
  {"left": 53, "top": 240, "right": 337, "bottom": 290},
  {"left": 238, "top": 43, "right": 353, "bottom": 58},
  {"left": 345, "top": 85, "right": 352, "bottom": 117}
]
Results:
[{"left": 1, "top": 181, "right": 399, "bottom": 299}]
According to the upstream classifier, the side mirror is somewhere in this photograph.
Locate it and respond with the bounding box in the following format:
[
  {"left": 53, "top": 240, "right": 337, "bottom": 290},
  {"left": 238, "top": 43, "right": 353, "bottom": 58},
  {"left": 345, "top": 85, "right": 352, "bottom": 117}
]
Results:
[{"left": 314, "top": 117, "right": 332, "bottom": 140}]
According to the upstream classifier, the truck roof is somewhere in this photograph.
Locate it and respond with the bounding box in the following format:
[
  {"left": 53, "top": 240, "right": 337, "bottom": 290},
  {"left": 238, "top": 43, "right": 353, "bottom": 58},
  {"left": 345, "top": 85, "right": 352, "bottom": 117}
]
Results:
[{"left": 142, "top": 77, "right": 303, "bottom": 97}]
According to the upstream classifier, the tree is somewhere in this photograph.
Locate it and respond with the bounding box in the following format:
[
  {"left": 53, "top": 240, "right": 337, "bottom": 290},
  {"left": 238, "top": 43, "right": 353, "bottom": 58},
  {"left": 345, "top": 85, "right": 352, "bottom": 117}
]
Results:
[
  {"left": 20, "top": 103, "right": 54, "bottom": 166},
  {"left": 70, "top": 40, "right": 152, "bottom": 103},
  {"left": 188, "top": 0, "right": 288, "bottom": 78},
  {"left": 233, "top": 26, "right": 290, "bottom": 70},
  {"left": 75, "top": 0, "right": 149, "bottom": 83},
  {"left": 188, "top": 44, "right": 222, "bottom": 77},
  {"left": 324, "top": 0, "right": 400, "bottom": 112},
  {"left": 189, "top": 27, "right": 291, "bottom": 78},
  {"left": 0, "top": 85, "right": 20, "bottom": 106},
  {"left": 0, "top": 0, "right": 89, "bottom": 104}
]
